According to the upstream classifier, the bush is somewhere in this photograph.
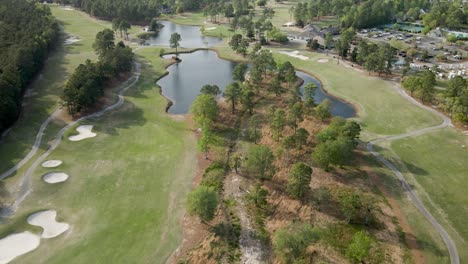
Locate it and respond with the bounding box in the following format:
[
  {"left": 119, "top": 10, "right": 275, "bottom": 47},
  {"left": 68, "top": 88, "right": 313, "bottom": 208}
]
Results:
[{"left": 273, "top": 222, "right": 320, "bottom": 263}]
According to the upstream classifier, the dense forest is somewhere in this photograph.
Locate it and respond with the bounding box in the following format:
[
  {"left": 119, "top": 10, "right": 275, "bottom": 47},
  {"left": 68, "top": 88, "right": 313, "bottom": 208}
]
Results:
[
  {"left": 293, "top": 0, "right": 467, "bottom": 29},
  {"left": 50, "top": 0, "right": 252, "bottom": 21},
  {"left": 0, "top": 0, "right": 59, "bottom": 133}
]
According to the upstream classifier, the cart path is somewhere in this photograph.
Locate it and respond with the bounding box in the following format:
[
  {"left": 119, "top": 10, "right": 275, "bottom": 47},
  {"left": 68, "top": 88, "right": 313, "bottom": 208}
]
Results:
[
  {"left": 367, "top": 82, "right": 459, "bottom": 264},
  {"left": 0, "top": 62, "right": 140, "bottom": 216}
]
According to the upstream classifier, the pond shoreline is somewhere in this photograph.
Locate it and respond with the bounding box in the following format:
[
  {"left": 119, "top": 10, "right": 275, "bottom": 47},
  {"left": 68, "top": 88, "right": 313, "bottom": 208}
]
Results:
[{"left": 157, "top": 48, "right": 358, "bottom": 118}]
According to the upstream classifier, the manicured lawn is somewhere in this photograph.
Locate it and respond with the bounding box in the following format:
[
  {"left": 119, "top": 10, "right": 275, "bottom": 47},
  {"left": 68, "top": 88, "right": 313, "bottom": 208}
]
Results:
[
  {"left": 0, "top": 7, "right": 198, "bottom": 264},
  {"left": 390, "top": 128, "right": 468, "bottom": 263}
]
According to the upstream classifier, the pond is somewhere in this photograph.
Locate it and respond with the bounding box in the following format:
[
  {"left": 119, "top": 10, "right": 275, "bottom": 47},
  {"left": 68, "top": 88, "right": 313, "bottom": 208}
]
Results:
[
  {"left": 157, "top": 50, "right": 237, "bottom": 114},
  {"left": 145, "top": 20, "right": 223, "bottom": 48},
  {"left": 157, "top": 51, "right": 356, "bottom": 118},
  {"left": 296, "top": 71, "right": 356, "bottom": 118}
]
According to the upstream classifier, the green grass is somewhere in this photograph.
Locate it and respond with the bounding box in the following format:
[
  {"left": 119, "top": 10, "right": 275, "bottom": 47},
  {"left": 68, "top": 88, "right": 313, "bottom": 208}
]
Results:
[
  {"left": 2, "top": 46, "right": 197, "bottom": 263},
  {"left": 267, "top": 48, "right": 442, "bottom": 136},
  {"left": 0, "top": 7, "right": 197, "bottom": 264},
  {"left": 389, "top": 128, "right": 468, "bottom": 263}
]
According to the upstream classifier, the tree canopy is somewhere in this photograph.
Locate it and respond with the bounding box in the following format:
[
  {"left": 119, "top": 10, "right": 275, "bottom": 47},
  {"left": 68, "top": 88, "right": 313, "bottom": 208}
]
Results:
[{"left": 186, "top": 185, "right": 218, "bottom": 223}]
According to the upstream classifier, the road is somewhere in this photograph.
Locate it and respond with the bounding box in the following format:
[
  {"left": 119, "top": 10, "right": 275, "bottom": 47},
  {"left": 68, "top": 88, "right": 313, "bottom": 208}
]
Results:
[
  {"left": 0, "top": 62, "right": 141, "bottom": 216},
  {"left": 366, "top": 82, "right": 459, "bottom": 264}
]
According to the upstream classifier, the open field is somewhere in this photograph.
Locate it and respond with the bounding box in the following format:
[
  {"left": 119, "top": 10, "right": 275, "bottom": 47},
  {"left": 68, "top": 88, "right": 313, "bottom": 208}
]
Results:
[
  {"left": 389, "top": 128, "right": 468, "bottom": 262},
  {"left": 0, "top": 7, "right": 197, "bottom": 264}
]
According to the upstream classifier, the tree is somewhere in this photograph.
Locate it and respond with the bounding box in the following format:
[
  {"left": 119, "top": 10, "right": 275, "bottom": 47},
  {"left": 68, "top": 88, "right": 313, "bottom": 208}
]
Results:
[
  {"left": 111, "top": 18, "right": 121, "bottom": 34},
  {"left": 233, "top": 63, "right": 248, "bottom": 82},
  {"left": 190, "top": 94, "right": 218, "bottom": 126},
  {"left": 420, "top": 70, "right": 436, "bottom": 103},
  {"left": 315, "top": 99, "right": 331, "bottom": 121},
  {"left": 93, "top": 29, "right": 115, "bottom": 57},
  {"left": 287, "top": 162, "right": 312, "bottom": 199},
  {"left": 273, "top": 222, "right": 320, "bottom": 263},
  {"left": 224, "top": 82, "right": 242, "bottom": 113},
  {"left": 229, "top": 34, "right": 243, "bottom": 52},
  {"left": 271, "top": 75, "right": 283, "bottom": 96},
  {"left": 119, "top": 20, "right": 131, "bottom": 40},
  {"left": 186, "top": 186, "right": 218, "bottom": 223},
  {"left": 245, "top": 145, "right": 274, "bottom": 179},
  {"left": 170, "top": 32, "right": 182, "bottom": 57},
  {"left": 402, "top": 76, "right": 421, "bottom": 96},
  {"left": 271, "top": 109, "right": 286, "bottom": 141},
  {"left": 284, "top": 63, "right": 296, "bottom": 89},
  {"left": 198, "top": 120, "right": 213, "bottom": 159},
  {"left": 200, "top": 84, "right": 221, "bottom": 96},
  {"left": 248, "top": 114, "right": 262, "bottom": 144},
  {"left": 238, "top": 38, "right": 250, "bottom": 57},
  {"left": 346, "top": 231, "right": 372, "bottom": 263},
  {"left": 288, "top": 102, "right": 303, "bottom": 133},
  {"left": 338, "top": 190, "right": 362, "bottom": 223},
  {"left": 312, "top": 138, "right": 353, "bottom": 171},
  {"left": 241, "top": 84, "right": 255, "bottom": 115},
  {"left": 224, "top": 3, "right": 235, "bottom": 23}
]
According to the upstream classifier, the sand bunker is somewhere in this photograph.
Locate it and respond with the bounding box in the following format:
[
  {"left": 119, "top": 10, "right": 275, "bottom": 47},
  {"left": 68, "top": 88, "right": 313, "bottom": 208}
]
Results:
[
  {"left": 279, "top": 50, "right": 309, "bottom": 61},
  {"left": 318, "top": 59, "right": 329, "bottom": 63},
  {"left": 62, "top": 7, "right": 73, "bottom": 10},
  {"left": 68, "top": 125, "right": 96, "bottom": 141},
  {"left": 27, "top": 210, "right": 70, "bottom": 239},
  {"left": 205, "top": 27, "right": 216, "bottom": 31},
  {"left": 42, "top": 172, "right": 69, "bottom": 184},
  {"left": 64, "top": 36, "right": 80, "bottom": 45},
  {"left": 0, "top": 231, "right": 40, "bottom": 264},
  {"left": 41, "top": 160, "right": 63, "bottom": 168}
]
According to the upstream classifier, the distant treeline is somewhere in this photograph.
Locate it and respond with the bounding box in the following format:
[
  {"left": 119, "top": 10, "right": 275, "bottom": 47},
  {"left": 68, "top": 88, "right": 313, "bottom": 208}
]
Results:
[
  {"left": 0, "top": 0, "right": 59, "bottom": 133},
  {"left": 293, "top": 0, "right": 467, "bottom": 30},
  {"left": 49, "top": 0, "right": 247, "bottom": 21}
]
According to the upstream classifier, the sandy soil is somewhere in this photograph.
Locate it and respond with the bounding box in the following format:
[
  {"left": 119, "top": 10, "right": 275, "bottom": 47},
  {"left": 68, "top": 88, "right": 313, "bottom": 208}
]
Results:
[
  {"left": 68, "top": 125, "right": 96, "bottom": 141},
  {"left": 279, "top": 50, "right": 309, "bottom": 61},
  {"left": 317, "top": 59, "right": 329, "bottom": 63},
  {"left": 27, "top": 210, "right": 70, "bottom": 238},
  {"left": 0, "top": 231, "right": 40, "bottom": 264},
  {"left": 42, "top": 172, "right": 69, "bottom": 184},
  {"left": 41, "top": 160, "right": 63, "bottom": 168}
]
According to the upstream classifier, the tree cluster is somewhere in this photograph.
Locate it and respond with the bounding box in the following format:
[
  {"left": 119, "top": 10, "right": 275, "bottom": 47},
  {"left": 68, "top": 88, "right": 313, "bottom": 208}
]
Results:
[
  {"left": 441, "top": 76, "right": 467, "bottom": 124},
  {"left": 0, "top": 0, "right": 59, "bottom": 133},
  {"left": 312, "top": 117, "right": 361, "bottom": 171},
  {"left": 401, "top": 70, "right": 436, "bottom": 103},
  {"left": 63, "top": 29, "right": 134, "bottom": 115}
]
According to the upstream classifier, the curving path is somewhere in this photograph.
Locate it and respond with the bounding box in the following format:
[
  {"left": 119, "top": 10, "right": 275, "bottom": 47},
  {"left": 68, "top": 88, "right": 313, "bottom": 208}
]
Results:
[
  {"left": 0, "top": 62, "right": 141, "bottom": 216},
  {"left": 367, "top": 82, "right": 459, "bottom": 264}
]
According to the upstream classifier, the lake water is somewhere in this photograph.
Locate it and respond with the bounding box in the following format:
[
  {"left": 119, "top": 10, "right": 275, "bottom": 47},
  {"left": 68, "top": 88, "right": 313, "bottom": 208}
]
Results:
[
  {"left": 296, "top": 71, "right": 356, "bottom": 118},
  {"left": 146, "top": 20, "right": 223, "bottom": 48},
  {"left": 157, "top": 50, "right": 237, "bottom": 114}
]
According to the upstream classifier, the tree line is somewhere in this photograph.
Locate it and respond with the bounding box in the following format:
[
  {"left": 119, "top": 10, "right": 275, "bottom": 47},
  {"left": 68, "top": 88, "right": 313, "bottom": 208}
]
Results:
[
  {"left": 293, "top": 0, "right": 466, "bottom": 30},
  {"left": 62, "top": 29, "right": 133, "bottom": 115},
  {"left": 0, "top": 0, "right": 60, "bottom": 133}
]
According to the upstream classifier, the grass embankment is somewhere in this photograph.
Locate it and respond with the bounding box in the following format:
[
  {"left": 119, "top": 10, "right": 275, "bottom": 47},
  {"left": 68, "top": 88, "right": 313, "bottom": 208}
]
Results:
[{"left": 0, "top": 6, "right": 198, "bottom": 264}]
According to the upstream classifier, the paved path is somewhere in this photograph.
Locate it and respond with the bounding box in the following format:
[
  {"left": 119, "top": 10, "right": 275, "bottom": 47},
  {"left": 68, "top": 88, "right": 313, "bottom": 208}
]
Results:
[
  {"left": 0, "top": 62, "right": 141, "bottom": 216},
  {"left": 367, "top": 82, "right": 459, "bottom": 264}
]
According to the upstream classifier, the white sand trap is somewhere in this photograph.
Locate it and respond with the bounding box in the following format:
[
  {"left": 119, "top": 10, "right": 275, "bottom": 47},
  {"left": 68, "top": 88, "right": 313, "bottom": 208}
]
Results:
[
  {"left": 68, "top": 125, "right": 96, "bottom": 141},
  {"left": 63, "top": 7, "right": 73, "bottom": 10},
  {"left": 0, "top": 231, "right": 40, "bottom": 264},
  {"left": 279, "top": 50, "right": 309, "bottom": 61},
  {"left": 318, "top": 59, "right": 329, "bottom": 63},
  {"left": 41, "top": 160, "right": 63, "bottom": 168},
  {"left": 42, "top": 172, "right": 69, "bottom": 184},
  {"left": 205, "top": 27, "right": 216, "bottom": 31},
  {"left": 27, "top": 210, "right": 70, "bottom": 239},
  {"left": 64, "top": 36, "right": 80, "bottom": 45}
]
